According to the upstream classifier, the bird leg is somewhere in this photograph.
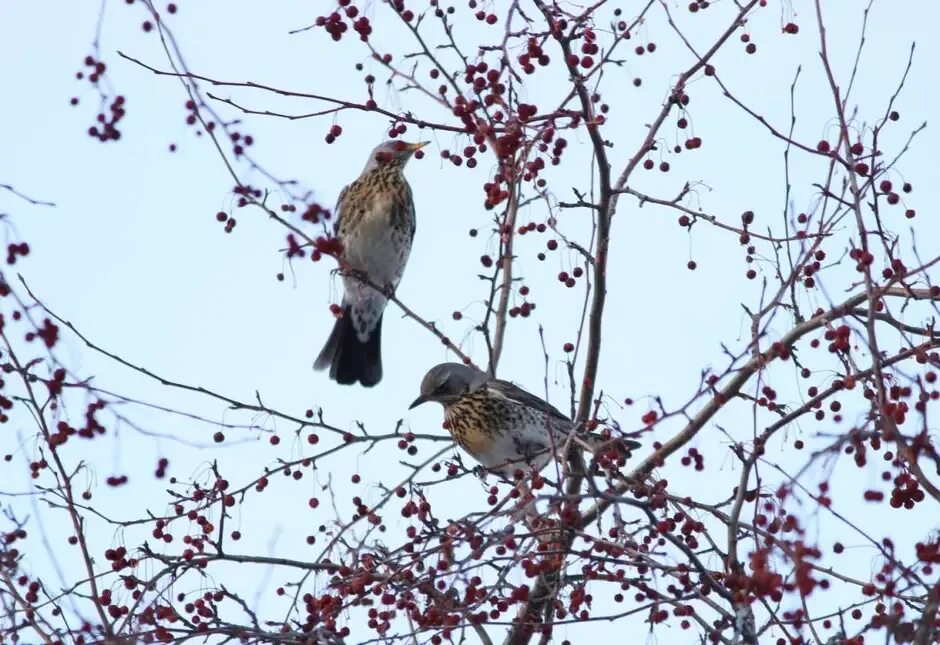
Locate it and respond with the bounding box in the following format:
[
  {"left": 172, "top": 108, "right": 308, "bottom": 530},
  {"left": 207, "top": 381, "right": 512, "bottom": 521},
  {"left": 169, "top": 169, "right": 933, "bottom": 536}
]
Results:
[
  {"left": 510, "top": 479, "right": 540, "bottom": 527},
  {"left": 342, "top": 267, "right": 396, "bottom": 299},
  {"left": 340, "top": 267, "right": 371, "bottom": 285},
  {"left": 512, "top": 479, "right": 562, "bottom": 546}
]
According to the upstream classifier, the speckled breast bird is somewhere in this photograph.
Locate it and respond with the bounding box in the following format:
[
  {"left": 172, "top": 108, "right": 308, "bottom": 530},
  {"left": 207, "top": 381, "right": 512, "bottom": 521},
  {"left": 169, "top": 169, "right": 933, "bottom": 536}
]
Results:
[
  {"left": 314, "top": 140, "right": 427, "bottom": 387},
  {"left": 409, "top": 363, "right": 641, "bottom": 476}
]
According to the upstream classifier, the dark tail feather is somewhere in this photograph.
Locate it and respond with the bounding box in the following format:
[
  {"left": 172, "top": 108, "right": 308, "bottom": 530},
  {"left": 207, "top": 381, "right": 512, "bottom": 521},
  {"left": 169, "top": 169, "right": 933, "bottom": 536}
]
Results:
[{"left": 313, "top": 307, "right": 383, "bottom": 387}]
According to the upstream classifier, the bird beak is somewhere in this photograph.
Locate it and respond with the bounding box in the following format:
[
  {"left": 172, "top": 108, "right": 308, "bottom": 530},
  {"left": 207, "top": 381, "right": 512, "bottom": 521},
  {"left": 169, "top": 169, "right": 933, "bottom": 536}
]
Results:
[
  {"left": 409, "top": 395, "right": 430, "bottom": 410},
  {"left": 409, "top": 141, "right": 429, "bottom": 152}
]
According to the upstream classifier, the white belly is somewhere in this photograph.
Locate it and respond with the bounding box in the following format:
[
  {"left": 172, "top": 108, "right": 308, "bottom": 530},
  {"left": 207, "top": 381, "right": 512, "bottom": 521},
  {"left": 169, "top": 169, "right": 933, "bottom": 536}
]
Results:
[
  {"left": 471, "top": 431, "right": 556, "bottom": 476},
  {"left": 343, "top": 218, "right": 411, "bottom": 288}
]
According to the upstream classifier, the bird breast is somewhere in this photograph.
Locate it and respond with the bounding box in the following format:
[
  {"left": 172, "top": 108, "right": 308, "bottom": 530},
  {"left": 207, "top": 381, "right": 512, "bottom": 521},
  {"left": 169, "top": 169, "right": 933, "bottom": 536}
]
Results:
[
  {"left": 339, "top": 178, "right": 415, "bottom": 287},
  {"left": 444, "top": 392, "right": 563, "bottom": 474}
]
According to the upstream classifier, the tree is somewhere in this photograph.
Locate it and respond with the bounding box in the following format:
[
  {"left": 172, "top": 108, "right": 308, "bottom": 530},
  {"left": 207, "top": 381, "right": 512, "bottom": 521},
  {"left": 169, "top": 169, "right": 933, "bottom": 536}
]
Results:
[{"left": 1, "top": 1, "right": 938, "bottom": 643}]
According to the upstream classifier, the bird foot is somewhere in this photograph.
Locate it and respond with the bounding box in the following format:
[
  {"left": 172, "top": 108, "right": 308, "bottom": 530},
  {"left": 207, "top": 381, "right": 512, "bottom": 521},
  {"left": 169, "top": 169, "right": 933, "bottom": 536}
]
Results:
[
  {"left": 342, "top": 268, "right": 371, "bottom": 284},
  {"left": 342, "top": 269, "right": 395, "bottom": 299}
]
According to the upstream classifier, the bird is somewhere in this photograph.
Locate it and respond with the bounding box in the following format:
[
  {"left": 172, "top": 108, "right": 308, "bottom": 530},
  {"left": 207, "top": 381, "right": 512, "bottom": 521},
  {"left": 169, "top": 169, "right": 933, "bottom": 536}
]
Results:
[
  {"left": 314, "top": 139, "right": 427, "bottom": 387},
  {"left": 409, "top": 363, "right": 641, "bottom": 477}
]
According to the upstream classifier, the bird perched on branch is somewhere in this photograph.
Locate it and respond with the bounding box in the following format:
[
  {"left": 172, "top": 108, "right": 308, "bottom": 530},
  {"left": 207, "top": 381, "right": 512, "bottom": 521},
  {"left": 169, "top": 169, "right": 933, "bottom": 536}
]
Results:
[
  {"left": 409, "top": 363, "right": 640, "bottom": 476},
  {"left": 314, "top": 140, "right": 428, "bottom": 387}
]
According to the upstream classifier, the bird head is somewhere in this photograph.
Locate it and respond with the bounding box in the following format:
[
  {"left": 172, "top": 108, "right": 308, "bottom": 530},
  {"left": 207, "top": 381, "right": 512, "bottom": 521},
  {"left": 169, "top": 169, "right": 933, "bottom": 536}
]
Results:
[
  {"left": 362, "top": 140, "right": 428, "bottom": 173},
  {"left": 409, "top": 362, "right": 488, "bottom": 409}
]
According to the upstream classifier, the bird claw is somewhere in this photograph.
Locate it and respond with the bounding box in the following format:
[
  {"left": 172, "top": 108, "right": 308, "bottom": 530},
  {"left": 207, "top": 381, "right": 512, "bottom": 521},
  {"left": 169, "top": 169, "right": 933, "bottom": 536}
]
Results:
[{"left": 340, "top": 267, "right": 370, "bottom": 284}]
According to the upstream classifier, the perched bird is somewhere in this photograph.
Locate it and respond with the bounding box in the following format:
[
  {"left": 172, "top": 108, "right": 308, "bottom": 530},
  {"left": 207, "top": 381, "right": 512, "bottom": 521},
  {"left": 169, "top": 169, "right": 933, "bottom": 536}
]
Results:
[
  {"left": 409, "top": 363, "right": 640, "bottom": 476},
  {"left": 314, "top": 140, "right": 427, "bottom": 387}
]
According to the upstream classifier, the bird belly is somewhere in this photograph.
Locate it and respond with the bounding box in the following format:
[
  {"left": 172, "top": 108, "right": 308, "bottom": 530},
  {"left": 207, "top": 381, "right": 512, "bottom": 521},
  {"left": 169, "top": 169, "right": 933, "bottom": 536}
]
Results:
[
  {"left": 342, "top": 217, "right": 412, "bottom": 289},
  {"left": 467, "top": 427, "right": 553, "bottom": 475},
  {"left": 340, "top": 218, "right": 413, "bottom": 342}
]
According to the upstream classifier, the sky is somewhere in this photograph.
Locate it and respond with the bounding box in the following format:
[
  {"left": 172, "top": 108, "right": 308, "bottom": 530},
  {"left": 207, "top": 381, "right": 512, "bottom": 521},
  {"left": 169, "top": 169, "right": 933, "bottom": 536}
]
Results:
[{"left": 1, "top": 1, "right": 939, "bottom": 643}]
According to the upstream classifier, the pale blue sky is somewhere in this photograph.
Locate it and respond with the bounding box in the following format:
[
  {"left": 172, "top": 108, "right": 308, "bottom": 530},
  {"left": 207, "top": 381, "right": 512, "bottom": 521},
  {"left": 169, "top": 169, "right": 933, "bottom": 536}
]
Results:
[{"left": 2, "top": 1, "right": 939, "bottom": 643}]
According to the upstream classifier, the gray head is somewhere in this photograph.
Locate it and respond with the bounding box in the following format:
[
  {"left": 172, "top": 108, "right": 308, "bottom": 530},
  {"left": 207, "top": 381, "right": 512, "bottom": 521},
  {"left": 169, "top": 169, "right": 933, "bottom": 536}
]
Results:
[
  {"left": 409, "top": 362, "right": 489, "bottom": 409},
  {"left": 361, "top": 139, "right": 428, "bottom": 173}
]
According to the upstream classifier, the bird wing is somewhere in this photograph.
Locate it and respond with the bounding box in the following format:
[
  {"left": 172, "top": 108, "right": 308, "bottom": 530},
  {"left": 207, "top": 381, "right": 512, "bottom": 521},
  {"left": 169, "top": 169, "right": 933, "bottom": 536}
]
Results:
[{"left": 487, "top": 379, "right": 571, "bottom": 425}]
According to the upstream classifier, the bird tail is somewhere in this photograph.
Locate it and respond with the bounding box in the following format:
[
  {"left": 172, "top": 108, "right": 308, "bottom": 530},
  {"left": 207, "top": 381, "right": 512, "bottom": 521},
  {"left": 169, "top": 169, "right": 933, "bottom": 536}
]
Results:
[{"left": 313, "top": 306, "right": 383, "bottom": 387}]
